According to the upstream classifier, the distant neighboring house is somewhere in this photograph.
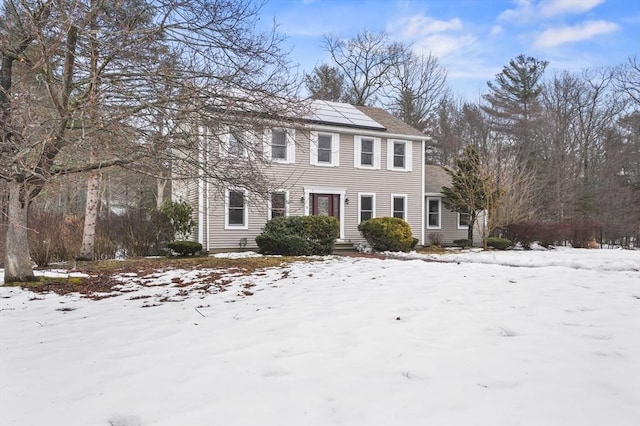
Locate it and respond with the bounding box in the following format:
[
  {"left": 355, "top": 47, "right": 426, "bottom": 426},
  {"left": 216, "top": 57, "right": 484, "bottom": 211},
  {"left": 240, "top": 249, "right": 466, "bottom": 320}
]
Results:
[
  {"left": 172, "top": 100, "right": 427, "bottom": 252},
  {"left": 424, "top": 164, "right": 485, "bottom": 247}
]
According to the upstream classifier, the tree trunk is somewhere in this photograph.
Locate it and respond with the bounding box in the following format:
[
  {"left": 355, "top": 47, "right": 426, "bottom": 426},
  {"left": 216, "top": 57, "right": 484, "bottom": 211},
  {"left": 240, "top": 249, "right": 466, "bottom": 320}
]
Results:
[
  {"left": 78, "top": 170, "right": 100, "bottom": 260},
  {"left": 156, "top": 178, "right": 167, "bottom": 210},
  {"left": 468, "top": 212, "right": 476, "bottom": 247},
  {"left": 4, "top": 180, "right": 34, "bottom": 282}
]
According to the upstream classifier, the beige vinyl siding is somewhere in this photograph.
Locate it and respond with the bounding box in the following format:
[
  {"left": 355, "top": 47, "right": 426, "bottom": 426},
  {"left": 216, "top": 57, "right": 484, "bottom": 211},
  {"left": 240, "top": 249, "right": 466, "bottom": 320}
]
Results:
[{"left": 201, "top": 129, "right": 424, "bottom": 250}]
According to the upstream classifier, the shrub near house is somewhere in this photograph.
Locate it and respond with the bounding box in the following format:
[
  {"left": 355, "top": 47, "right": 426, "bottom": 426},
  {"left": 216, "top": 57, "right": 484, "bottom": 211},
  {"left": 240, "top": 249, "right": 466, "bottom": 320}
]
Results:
[
  {"left": 358, "top": 217, "right": 418, "bottom": 252},
  {"left": 255, "top": 216, "right": 340, "bottom": 256}
]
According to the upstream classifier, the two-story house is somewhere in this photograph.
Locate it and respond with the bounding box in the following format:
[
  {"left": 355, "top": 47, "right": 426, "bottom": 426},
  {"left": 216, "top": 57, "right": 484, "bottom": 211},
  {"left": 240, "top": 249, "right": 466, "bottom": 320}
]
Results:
[{"left": 172, "top": 100, "right": 427, "bottom": 251}]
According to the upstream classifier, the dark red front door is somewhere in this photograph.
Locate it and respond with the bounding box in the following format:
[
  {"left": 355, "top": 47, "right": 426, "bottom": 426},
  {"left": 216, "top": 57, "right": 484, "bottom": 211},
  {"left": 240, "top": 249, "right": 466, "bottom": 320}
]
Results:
[{"left": 312, "top": 194, "right": 340, "bottom": 219}]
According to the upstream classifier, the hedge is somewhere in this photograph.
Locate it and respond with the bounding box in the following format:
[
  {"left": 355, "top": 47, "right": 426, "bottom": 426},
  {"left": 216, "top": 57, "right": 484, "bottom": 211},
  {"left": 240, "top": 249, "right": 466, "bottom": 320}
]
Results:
[
  {"left": 167, "top": 240, "right": 203, "bottom": 256},
  {"left": 256, "top": 215, "right": 340, "bottom": 256},
  {"left": 485, "top": 237, "right": 512, "bottom": 250}
]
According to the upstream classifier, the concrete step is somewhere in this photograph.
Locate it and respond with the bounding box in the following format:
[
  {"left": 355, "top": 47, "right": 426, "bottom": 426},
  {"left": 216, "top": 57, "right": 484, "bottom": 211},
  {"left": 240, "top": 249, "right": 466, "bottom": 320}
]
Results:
[{"left": 332, "top": 242, "right": 358, "bottom": 254}]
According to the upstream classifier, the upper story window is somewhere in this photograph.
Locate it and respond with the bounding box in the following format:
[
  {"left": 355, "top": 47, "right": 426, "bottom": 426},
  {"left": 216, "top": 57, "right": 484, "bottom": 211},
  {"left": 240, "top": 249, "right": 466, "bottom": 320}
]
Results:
[
  {"left": 272, "top": 129, "right": 287, "bottom": 160},
  {"left": 318, "top": 134, "right": 332, "bottom": 163},
  {"left": 264, "top": 128, "right": 295, "bottom": 163},
  {"left": 354, "top": 136, "right": 381, "bottom": 169},
  {"left": 222, "top": 129, "right": 249, "bottom": 158},
  {"left": 393, "top": 142, "right": 405, "bottom": 168},
  {"left": 387, "top": 140, "right": 412, "bottom": 171},
  {"left": 427, "top": 197, "right": 441, "bottom": 229},
  {"left": 391, "top": 194, "right": 407, "bottom": 220},
  {"left": 269, "top": 191, "right": 288, "bottom": 219},
  {"left": 225, "top": 188, "right": 248, "bottom": 229},
  {"left": 310, "top": 131, "right": 339, "bottom": 167}
]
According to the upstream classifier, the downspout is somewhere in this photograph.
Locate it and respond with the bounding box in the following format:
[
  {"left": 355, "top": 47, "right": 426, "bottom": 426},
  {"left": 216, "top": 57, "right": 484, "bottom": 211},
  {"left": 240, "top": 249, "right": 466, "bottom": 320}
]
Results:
[
  {"left": 197, "top": 125, "right": 205, "bottom": 245},
  {"left": 205, "top": 127, "right": 211, "bottom": 251},
  {"left": 420, "top": 138, "right": 426, "bottom": 246}
]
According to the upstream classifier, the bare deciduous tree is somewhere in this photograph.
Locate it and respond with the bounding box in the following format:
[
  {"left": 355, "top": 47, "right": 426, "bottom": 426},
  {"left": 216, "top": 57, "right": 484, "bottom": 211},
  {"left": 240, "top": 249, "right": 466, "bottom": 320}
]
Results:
[
  {"left": 1, "top": 0, "right": 301, "bottom": 281},
  {"left": 384, "top": 52, "right": 448, "bottom": 133},
  {"left": 615, "top": 56, "right": 640, "bottom": 107},
  {"left": 322, "top": 30, "right": 408, "bottom": 106}
]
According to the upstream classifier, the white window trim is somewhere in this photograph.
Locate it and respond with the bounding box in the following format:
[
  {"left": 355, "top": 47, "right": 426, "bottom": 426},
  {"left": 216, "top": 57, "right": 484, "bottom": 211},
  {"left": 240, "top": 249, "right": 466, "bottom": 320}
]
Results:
[
  {"left": 267, "top": 190, "right": 290, "bottom": 220},
  {"left": 387, "top": 140, "right": 412, "bottom": 172},
  {"left": 263, "top": 128, "right": 295, "bottom": 164},
  {"left": 221, "top": 127, "right": 251, "bottom": 158},
  {"left": 225, "top": 188, "right": 249, "bottom": 230},
  {"left": 357, "top": 192, "right": 376, "bottom": 223},
  {"left": 353, "top": 136, "right": 381, "bottom": 169},
  {"left": 426, "top": 196, "right": 442, "bottom": 229},
  {"left": 310, "top": 131, "right": 340, "bottom": 167},
  {"left": 457, "top": 211, "right": 470, "bottom": 230},
  {"left": 391, "top": 193, "right": 408, "bottom": 220}
]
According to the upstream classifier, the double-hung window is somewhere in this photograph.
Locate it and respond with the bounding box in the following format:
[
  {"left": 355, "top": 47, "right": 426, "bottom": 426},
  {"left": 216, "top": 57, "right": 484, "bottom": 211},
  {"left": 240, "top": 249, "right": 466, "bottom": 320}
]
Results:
[
  {"left": 393, "top": 142, "right": 405, "bottom": 168},
  {"left": 458, "top": 209, "right": 470, "bottom": 229},
  {"left": 354, "top": 136, "right": 381, "bottom": 169},
  {"left": 269, "top": 191, "right": 287, "bottom": 219},
  {"left": 387, "top": 140, "right": 412, "bottom": 171},
  {"left": 265, "top": 128, "right": 295, "bottom": 163},
  {"left": 358, "top": 193, "right": 375, "bottom": 223},
  {"left": 311, "top": 132, "right": 339, "bottom": 166},
  {"left": 391, "top": 194, "right": 407, "bottom": 220},
  {"left": 271, "top": 129, "right": 287, "bottom": 160},
  {"left": 225, "top": 130, "right": 248, "bottom": 158},
  {"left": 427, "top": 197, "right": 441, "bottom": 229},
  {"left": 318, "top": 134, "right": 332, "bottom": 163},
  {"left": 225, "top": 189, "right": 248, "bottom": 229},
  {"left": 361, "top": 139, "right": 373, "bottom": 166}
]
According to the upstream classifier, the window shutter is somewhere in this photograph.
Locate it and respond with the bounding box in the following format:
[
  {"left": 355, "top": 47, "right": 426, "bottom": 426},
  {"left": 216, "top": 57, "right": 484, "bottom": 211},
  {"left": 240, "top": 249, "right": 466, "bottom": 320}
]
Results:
[
  {"left": 287, "top": 129, "right": 296, "bottom": 163},
  {"left": 310, "top": 131, "right": 318, "bottom": 165},
  {"left": 263, "top": 129, "right": 272, "bottom": 161}
]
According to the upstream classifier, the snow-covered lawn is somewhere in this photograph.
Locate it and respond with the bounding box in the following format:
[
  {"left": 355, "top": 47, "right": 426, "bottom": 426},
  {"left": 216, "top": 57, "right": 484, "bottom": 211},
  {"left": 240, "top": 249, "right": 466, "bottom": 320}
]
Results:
[{"left": 1, "top": 248, "right": 639, "bottom": 426}]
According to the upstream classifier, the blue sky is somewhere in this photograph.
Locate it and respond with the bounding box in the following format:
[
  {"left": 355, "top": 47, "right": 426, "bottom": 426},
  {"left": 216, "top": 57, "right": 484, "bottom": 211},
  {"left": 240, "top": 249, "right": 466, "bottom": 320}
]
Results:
[{"left": 259, "top": 0, "right": 640, "bottom": 100}]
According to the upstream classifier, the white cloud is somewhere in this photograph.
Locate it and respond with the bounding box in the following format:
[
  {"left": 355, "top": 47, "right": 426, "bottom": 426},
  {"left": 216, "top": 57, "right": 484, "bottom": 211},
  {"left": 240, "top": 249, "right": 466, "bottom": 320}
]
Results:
[
  {"left": 498, "top": 0, "right": 605, "bottom": 22},
  {"left": 401, "top": 15, "right": 463, "bottom": 38},
  {"left": 538, "top": 0, "right": 605, "bottom": 17},
  {"left": 412, "top": 33, "right": 478, "bottom": 59},
  {"left": 533, "top": 20, "right": 620, "bottom": 48},
  {"left": 490, "top": 25, "right": 504, "bottom": 36},
  {"left": 387, "top": 12, "right": 473, "bottom": 59},
  {"left": 498, "top": 0, "right": 536, "bottom": 23}
]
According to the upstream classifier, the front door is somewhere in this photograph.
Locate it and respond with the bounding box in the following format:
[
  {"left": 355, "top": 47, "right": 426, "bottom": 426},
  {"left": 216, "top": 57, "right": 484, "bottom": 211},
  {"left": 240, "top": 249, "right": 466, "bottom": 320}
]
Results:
[{"left": 312, "top": 193, "right": 340, "bottom": 219}]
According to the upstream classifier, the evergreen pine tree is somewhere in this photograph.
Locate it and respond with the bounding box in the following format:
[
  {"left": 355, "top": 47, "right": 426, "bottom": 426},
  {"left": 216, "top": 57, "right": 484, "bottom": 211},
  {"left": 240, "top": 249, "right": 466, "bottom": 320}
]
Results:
[
  {"left": 482, "top": 54, "right": 548, "bottom": 169},
  {"left": 441, "top": 145, "right": 492, "bottom": 246}
]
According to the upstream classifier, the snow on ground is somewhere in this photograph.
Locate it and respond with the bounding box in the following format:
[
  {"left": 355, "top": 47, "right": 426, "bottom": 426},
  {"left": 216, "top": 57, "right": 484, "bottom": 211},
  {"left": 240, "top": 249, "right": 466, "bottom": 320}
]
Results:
[{"left": 1, "top": 248, "right": 639, "bottom": 426}]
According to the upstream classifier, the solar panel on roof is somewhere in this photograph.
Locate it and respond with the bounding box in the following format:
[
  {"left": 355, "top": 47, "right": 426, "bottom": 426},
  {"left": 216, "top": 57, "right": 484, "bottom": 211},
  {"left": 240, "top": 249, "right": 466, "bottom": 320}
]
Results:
[{"left": 309, "top": 100, "right": 386, "bottom": 130}]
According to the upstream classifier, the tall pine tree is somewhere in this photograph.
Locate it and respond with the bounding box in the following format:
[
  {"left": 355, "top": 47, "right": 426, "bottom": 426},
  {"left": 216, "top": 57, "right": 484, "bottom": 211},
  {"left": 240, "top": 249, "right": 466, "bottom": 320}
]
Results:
[{"left": 482, "top": 54, "right": 548, "bottom": 169}]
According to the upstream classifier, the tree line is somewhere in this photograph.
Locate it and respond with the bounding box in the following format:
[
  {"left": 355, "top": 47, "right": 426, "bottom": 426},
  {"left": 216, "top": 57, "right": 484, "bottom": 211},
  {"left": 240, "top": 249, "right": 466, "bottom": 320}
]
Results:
[{"left": 306, "top": 32, "right": 639, "bottom": 247}]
